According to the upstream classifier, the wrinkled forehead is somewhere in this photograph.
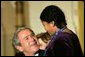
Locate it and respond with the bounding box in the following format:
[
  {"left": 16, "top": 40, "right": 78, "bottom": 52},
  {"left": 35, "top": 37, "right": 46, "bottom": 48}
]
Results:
[{"left": 18, "top": 29, "right": 32, "bottom": 37}]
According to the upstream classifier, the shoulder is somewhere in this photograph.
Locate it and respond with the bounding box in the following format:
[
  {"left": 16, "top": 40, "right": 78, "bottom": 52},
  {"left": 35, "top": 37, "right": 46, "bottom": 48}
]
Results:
[
  {"left": 54, "top": 32, "right": 71, "bottom": 41},
  {"left": 53, "top": 31, "right": 77, "bottom": 45},
  {"left": 56, "top": 29, "right": 78, "bottom": 41}
]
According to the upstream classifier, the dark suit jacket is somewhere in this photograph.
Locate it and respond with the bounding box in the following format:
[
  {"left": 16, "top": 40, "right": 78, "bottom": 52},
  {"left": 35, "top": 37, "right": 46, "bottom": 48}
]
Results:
[
  {"left": 45, "top": 29, "right": 83, "bottom": 56},
  {"left": 15, "top": 49, "right": 44, "bottom": 56}
]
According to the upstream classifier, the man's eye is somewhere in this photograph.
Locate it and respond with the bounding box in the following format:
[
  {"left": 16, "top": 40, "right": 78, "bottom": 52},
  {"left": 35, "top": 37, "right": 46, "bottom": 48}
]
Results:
[
  {"left": 26, "top": 38, "right": 28, "bottom": 40},
  {"left": 24, "top": 36, "right": 28, "bottom": 40}
]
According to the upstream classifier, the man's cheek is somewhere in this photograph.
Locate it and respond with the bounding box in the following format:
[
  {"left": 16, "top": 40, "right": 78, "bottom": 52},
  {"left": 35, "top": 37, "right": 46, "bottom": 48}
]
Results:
[{"left": 35, "top": 38, "right": 39, "bottom": 45}]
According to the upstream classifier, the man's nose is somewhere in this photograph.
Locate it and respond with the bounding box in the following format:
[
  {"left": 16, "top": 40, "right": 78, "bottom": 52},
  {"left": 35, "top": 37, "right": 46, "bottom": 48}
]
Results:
[{"left": 28, "top": 36, "right": 35, "bottom": 42}]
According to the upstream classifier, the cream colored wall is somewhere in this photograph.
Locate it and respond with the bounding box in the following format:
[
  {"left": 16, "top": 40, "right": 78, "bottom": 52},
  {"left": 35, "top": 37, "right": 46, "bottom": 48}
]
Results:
[
  {"left": 28, "top": 1, "right": 77, "bottom": 35},
  {"left": 78, "top": 1, "right": 84, "bottom": 54},
  {"left": 1, "top": 1, "right": 16, "bottom": 56}
]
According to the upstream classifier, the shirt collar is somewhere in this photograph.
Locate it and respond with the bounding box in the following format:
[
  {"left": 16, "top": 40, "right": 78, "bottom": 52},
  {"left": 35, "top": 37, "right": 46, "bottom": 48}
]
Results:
[
  {"left": 34, "top": 53, "right": 39, "bottom": 56},
  {"left": 55, "top": 26, "right": 67, "bottom": 35}
]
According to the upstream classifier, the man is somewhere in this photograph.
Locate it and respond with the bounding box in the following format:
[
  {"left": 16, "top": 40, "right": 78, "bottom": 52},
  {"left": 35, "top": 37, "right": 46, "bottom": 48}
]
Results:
[
  {"left": 12, "top": 27, "right": 44, "bottom": 56},
  {"left": 40, "top": 5, "right": 83, "bottom": 56}
]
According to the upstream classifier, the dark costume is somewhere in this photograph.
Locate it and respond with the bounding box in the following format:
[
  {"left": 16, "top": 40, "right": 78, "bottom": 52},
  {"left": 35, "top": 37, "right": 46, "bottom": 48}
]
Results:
[
  {"left": 15, "top": 49, "right": 44, "bottom": 56},
  {"left": 44, "top": 27, "right": 83, "bottom": 56}
]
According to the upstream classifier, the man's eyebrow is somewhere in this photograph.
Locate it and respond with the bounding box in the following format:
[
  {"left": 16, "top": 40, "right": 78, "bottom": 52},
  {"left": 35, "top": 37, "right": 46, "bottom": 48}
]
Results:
[
  {"left": 23, "top": 35, "right": 30, "bottom": 39},
  {"left": 23, "top": 33, "right": 34, "bottom": 39}
]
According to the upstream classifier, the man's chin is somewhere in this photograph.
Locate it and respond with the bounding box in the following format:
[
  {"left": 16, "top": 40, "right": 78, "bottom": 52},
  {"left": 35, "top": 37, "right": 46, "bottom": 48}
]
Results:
[{"left": 31, "top": 45, "right": 39, "bottom": 52}]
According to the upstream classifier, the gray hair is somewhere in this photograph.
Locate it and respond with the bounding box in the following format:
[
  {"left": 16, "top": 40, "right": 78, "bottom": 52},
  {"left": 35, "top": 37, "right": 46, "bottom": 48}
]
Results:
[{"left": 12, "top": 27, "right": 35, "bottom": 47}]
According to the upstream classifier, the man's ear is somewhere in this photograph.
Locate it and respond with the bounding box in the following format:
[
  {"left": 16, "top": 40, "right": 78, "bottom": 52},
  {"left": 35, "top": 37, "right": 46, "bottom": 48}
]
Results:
[{"left": 15, "top": 46, "right": 23, "bottom": 52}]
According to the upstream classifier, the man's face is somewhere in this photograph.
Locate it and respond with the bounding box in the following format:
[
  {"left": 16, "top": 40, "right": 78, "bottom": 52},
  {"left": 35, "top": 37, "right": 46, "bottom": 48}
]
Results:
[{"left": 18, "top": 29, "right": 39, "bottom": 53}]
